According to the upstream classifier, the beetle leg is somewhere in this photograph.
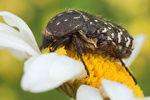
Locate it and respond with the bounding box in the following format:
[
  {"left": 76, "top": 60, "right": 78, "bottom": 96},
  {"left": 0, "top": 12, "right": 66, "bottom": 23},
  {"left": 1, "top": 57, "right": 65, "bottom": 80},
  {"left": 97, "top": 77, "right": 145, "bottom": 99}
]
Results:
[
  {"left": 51, "top": 36, "right": 70, "bottom": 52},
  {"left": 114, "top": 48, "right": 137, "bottom": 84},
  {"left": 73, "top": 34, "right": 90, "bottom": 76},
  {"left": 118, "top": 56, "right": 137, "bottom": 85}
]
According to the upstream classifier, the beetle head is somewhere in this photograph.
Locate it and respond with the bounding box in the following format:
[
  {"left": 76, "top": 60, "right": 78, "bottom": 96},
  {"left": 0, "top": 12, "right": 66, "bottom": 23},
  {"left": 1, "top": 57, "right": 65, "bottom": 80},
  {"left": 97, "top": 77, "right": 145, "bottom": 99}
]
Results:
[{"left": 40, "top": 29, "right": 55, "bottom": 50}]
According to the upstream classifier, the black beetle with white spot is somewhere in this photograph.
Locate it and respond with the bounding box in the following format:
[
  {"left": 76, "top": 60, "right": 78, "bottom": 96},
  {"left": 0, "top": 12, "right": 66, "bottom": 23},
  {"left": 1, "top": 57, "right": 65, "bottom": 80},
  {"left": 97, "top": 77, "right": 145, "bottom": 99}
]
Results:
[{"left": 40, "top": 10, "right": 137, "bottom": 84}]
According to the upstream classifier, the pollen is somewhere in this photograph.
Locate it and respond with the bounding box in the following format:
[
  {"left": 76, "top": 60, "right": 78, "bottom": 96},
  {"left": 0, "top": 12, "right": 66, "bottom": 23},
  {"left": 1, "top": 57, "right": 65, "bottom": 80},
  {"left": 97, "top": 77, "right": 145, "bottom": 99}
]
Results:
[{"left": 42, "top": 47, "right": 144, "bottom": 98}]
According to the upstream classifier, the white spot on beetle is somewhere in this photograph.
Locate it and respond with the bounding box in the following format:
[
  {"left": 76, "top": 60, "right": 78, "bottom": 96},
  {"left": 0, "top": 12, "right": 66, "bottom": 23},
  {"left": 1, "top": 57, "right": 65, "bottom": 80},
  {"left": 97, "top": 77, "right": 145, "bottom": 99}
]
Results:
[
  {"left": 53, "top": 31, "right": 57, "bottom": 33},
  {"left": 90, "top": 22, "right": 93, "bottom": 25},
  {"left": 58, "top": 13, "right": 62, "bottom": 16},
  {"left": 119, "top": 45, "right": 122, "bottom": 50},
  {"left": 118, "top": 33, "right": 121, "bottom": 43},
  {"left": 112, "top": 41, "right": 116, "bottom": 45},
  {"left": 104, "top": 22, "right": 108, "bottom": 25},
  {"left": 56, "top": 22, "right": 60, "bottom": 25},
  {"left": 74, "top": 24, "right": 80, "bottom": 28},
  {"left": 82, "top": 15, "right": 86, "bottom": 18},
  {"left": 64, "top": 19, "right": 68, "bottom": 21},
  {"left": 125, "top": 37, "right": 127, "bottom": 41},
  {"left": 94, "top": 19, "right": 98, "bottom": 22},
  {"left": 111, "top": 33, "right": 114, "bottom": 38},
  {"left": 131, "top": 40, "right": 135, "bottom": 49},
  {"left": 102, "top": 28, "right": 107, "bottom": 33},
  {"left": 126, "top": 37, "right": 131, "bottom": 47},
  {"left": 67, "top": 10, "right": 73, "bottom": 13},
  {"left": 97, "top": 29, "right": 100, "bottom": 34},
  {"left": 108, "top": 27, "right": 111, "bottom": 29},
  {"left": 52, "top": 18, "right": 55, "bottom": 21},
  {"left": 109, "top": 23, "right": 114, "bottom": 26},
  {"left": 119, "top": 31, "right": 123, "bottom": 35},
  {"left": 73, "top": 16, "right": 81, "bottom": 19},
  {"left": 82, "top": 15, "right": 89, "bottom": 21},
  {"left": 107, "top": 36, "right": 112, "bottom": 40}
]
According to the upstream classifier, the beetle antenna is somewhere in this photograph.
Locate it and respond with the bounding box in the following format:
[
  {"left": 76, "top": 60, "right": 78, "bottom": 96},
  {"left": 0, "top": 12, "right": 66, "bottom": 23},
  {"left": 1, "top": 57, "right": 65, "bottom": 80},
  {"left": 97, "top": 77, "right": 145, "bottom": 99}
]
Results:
[{"left": 73, "top": 34, "right": 90, "bottom": 76}]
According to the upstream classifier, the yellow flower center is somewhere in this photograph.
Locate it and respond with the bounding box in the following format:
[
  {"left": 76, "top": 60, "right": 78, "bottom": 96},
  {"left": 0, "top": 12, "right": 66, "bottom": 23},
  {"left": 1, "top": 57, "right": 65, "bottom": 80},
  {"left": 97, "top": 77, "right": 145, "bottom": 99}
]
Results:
[{"left": 42, "top": 47, "right": 144, "bottom": 98}]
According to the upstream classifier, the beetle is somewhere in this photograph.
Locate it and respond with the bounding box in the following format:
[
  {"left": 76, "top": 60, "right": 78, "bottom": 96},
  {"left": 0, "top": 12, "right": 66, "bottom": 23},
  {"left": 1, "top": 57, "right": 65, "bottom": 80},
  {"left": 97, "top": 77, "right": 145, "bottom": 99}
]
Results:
[{"left": 40, "top": 10, "right": 137, "bottom": 84}]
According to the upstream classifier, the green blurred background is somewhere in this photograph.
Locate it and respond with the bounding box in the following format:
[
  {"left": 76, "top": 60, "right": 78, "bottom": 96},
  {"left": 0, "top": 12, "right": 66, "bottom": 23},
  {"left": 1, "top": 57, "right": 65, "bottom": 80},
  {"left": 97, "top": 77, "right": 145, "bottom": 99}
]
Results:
[{"left": 0, "top": 0, "right": 150, "bottom": 99}]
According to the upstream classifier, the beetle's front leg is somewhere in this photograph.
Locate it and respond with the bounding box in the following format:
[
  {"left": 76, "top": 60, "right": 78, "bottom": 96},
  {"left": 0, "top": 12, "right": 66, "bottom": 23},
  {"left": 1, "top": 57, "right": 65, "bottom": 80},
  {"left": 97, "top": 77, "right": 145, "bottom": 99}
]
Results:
[
  {"left": 50, "top": 36, "right": 71, "bottom": 52},
  {"left": 73, "top": 34, "right": 90, "bottom": 76}
]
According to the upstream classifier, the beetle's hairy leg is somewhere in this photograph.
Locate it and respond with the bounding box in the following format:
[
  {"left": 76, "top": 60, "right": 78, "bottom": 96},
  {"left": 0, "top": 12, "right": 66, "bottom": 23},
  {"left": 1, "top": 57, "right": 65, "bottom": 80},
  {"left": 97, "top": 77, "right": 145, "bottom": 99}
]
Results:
[
  {"left": 115, "top": 48, "right": 137, "bottom": 84},
  {"left": 51, "top": 36, "right": 71, "bottom": 52},
  {"left": 119, "top": 57, "right": 137, "bottom": 85},
  {"left": 73, "top": 34, "right": 90, "bottom": 76}
]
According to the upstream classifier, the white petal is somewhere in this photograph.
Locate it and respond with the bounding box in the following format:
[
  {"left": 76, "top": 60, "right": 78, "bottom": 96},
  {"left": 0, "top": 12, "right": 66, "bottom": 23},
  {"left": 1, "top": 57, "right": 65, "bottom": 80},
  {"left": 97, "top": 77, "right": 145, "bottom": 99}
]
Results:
[
  {"left": 76, "top": 85, "right": 103, "bottom": 100},
  {"left": 123, "top": 34, "right": 146, "bottom": 67},
  {"left": 0, "top": 23, "right": 40, "bottom": 57},
  {"left": 134, "top": 97, "right": 150, "bottom": 100},
  {"left": 0, "top": 46, "right": 27, "bottom": 59},
  {"left": 21, "top": 53, "right": 62, "bottom": 93},
  {"left": 144, "top": 97, "right": 150, "bottom": 100},
  {"left": 48, "top": 54, "right": 86, "bottom": 82},
  {"left": 0, "top": 22, "right": 20, "bottom": 37},
  {"left": 0, "top": 32, "right": 39, "bottom": 56},
  {"left": 9, "top": 49, "right": 27, "bottom": 59},
  {"left": 101, "top": 79, "right": 134, "bottom": 100},
  {"left": 0, "top": 11, "right": 40, "bottom": 53},
  {"left": 21, "top": 53, "right": 85, "bottom": 93},
  {"left": 99, "top": 86, "right": 109, "bottom": 100}
]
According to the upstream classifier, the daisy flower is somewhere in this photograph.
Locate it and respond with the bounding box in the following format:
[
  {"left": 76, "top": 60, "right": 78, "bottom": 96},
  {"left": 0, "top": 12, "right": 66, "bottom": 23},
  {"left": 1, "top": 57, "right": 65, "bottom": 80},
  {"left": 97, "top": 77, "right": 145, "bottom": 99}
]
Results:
[{"left": 0, "top": 11, "right": 149, "bottom": 100}]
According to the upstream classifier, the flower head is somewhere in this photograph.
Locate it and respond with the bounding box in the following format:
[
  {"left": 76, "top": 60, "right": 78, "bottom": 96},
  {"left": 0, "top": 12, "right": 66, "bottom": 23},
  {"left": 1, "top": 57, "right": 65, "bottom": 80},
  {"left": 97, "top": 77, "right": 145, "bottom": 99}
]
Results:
[
  {"left": 43, "top": 45, "right": 144, "bottom": 98},
  {"left": 0, "top": 11, "right": 148, "bottom": 100}
]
